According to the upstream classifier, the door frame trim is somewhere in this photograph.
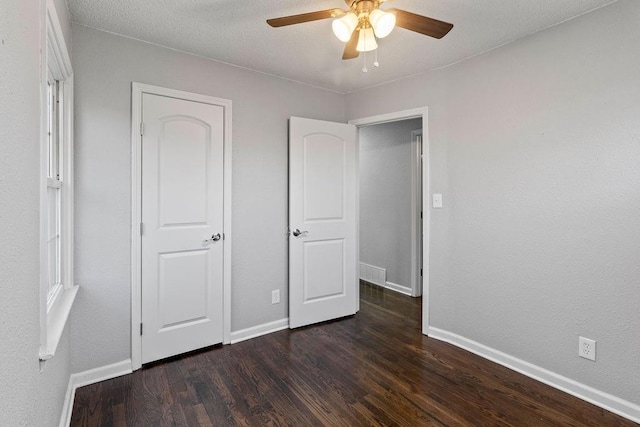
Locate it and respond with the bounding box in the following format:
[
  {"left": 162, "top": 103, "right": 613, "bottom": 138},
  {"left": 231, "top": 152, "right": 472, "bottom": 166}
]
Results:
[
  {"left": 349, "top": 107, "right": 430, "bottom": 334},
  {"left": 130, "top": 82, "right": 232, "bottom": 370},
  {"left": 410, "top": 129, "right": 423, "bottom": 298}
]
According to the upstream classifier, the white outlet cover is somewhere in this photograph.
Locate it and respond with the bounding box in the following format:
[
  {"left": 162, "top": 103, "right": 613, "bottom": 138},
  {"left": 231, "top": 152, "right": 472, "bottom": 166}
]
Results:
[
  {"left": 579, "top": 336, "right": 596, "bottom": 361},
  {"left": 271, "top": 289, "right": 280, "bottom": 304}
]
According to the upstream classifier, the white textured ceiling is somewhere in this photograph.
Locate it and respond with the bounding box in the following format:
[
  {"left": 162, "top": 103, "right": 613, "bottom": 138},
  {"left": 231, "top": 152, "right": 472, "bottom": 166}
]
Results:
[{"left": 67, "top": 0, "right": 618, "bottom": 93}]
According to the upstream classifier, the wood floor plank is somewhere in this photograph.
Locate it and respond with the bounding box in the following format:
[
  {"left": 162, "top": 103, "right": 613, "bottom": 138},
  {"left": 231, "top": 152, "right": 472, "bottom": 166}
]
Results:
[{"left": 71, "top": 282, "right": 636, "bottom": 426}]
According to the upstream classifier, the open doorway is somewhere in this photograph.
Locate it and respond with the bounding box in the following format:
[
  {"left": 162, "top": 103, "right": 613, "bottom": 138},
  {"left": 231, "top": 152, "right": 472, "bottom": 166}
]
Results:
[
  {"left": 350, "top": 108, "right": 430, "bottom": 334},
  {"left": 358, "top": 118, "right": 423, "bottom": 297}
]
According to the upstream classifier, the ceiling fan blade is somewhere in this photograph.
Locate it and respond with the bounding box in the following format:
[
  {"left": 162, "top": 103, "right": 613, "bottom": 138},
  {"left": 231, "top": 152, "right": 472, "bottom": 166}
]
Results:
[
  {"left": 267, "top": 9, "right": 344, "bottom": 27},
  {"left": 388, "top": 8, "right": 453, "bottom": 39},
  {"left": 342, "top": 29, "right": 360, "bottom": 60}
]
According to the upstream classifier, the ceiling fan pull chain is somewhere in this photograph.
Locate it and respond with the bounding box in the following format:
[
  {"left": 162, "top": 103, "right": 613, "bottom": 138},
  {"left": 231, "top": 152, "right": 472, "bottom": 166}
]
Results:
[
  {"left": 374, "top": 48, "right": 379, "bottom": 67},
  {"left": 362, "top": 50, "right": 368, "bottom": 73}
]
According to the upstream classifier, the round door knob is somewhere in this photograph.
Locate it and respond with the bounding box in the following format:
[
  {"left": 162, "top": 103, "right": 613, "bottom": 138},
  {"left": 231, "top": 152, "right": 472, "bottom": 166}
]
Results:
[{"left": 203, "top": 233, "right": 222, "bottom": 244}]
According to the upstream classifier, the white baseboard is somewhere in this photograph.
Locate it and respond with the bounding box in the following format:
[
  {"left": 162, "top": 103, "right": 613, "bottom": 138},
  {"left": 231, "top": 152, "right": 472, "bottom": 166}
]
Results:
[
  {"left": 230, "top": 318, "right": 289, "bottom": 344},
  {"left": 385, "top": 281, "right": 412, "bottom": 296},
  {"left": 428, "top": 327, "right": 640, "bottom": 424},
  {"left": 59, "top": 359, "right": 132, "bottom": 427}
]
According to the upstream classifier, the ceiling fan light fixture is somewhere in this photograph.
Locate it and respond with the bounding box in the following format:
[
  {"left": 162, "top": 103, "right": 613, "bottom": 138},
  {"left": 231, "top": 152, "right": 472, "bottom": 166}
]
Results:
[
  {"left": 369, "top": 9, "right": 395, "bottom": 38},
  {"left": 332, "top": 12, "right": 358, "bottom": 42},
  {"left": 356, "top": 27, "right": 377, "bottom": 52}
]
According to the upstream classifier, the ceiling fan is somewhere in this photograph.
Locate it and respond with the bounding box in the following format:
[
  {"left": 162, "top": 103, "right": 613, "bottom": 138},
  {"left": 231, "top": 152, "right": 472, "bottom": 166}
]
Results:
[{"left": 267, "top": 0, "right": 454, "bottom": 61}]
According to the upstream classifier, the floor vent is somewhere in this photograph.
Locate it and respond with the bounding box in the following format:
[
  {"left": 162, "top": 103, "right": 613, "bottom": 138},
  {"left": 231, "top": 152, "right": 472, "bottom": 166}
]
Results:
[{"left": 359, "top": 263, "right": 386, "bottom": 287}]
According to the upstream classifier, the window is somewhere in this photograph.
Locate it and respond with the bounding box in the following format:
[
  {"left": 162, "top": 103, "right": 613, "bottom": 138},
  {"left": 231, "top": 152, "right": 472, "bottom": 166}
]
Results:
[
  {"left": 39, "top": 0, "right": 77, "bottom": 362},
  {"left": 46, "top": 73, "right": 63, "bottom": 309}
]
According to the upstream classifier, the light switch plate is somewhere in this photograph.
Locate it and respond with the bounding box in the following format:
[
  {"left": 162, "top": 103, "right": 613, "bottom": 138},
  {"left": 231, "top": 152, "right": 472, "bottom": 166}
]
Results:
[{"left": 432, "top": 193, "right": 443, "bottom": 208}]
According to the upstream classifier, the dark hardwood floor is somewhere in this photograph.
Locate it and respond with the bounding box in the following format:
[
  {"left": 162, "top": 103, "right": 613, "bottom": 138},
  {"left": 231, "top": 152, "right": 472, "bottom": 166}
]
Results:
[{"left": 71, "top": 282, "right": 634, "bottom": 426}]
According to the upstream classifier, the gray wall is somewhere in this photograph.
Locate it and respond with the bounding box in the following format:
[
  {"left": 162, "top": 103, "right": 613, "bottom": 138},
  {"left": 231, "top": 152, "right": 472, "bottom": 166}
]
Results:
[
  {"left": 71, "top": 24, "right": 346, "bottom": 372},
  {"left": 0, "top": 0, "right": 73, "bottom": 424},
  {"left": 359, "top": 119, "right": 421, "bottom": 288},
  {"left": 347, "top": 0, "right": 640, "bottom": 405}
]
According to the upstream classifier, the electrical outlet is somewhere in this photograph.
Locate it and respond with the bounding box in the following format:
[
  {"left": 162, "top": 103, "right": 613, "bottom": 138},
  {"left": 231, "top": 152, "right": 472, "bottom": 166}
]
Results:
[
  {"left": 271, "top": 289, "right": 280, "bottom": 304},
  {"left": 579, "top": 336, "right": 596, "bottom": 361}
]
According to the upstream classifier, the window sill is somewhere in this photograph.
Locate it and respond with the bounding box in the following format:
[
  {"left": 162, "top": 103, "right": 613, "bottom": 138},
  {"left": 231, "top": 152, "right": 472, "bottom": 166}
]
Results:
[{"left": 39, "top": 285, "right": 78, "bottom": 361}]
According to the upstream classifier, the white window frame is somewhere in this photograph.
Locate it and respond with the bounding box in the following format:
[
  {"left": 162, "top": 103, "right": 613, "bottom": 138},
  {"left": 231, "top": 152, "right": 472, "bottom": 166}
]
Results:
[
  {"left": 46, "top": 72, "right": 63, "bottom": 309},
  {"left": 39, "top": 0, "right": 77, "bottom": 361}
]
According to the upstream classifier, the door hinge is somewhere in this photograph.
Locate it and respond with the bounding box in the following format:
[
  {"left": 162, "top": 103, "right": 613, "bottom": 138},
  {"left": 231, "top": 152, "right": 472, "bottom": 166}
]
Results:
[
  {"left": 140, "top": 323, "right": 143, "bottom": 336},
  {"left": 223, "top": 233, "right": 226, "bottom": 240},
  {"left": 140, "top": 222, "right": 144, "bottom": 236},
  {"left": 420, "top": 268, "right": 423, "bottom": 277},
  {"left": 420, "top": 211, "right": 423, "bottom": 219},
  {"left": 140, "top": 122, "right": 144, "bottom": 136}
]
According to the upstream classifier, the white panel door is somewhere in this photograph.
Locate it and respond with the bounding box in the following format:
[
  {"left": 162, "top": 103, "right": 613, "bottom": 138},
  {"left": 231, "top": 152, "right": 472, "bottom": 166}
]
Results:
[
  {"left": 289, "top": 117, "right": 358, "bottom": 329},
  {"left": 141, "top": 93, "right": 224, "bottom": 364}
]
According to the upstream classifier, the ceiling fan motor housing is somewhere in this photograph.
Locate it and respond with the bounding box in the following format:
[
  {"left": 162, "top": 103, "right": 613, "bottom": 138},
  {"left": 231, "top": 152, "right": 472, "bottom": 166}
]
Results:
[{"left": 351, "top": 0, "right": 380, "bottom": 17}]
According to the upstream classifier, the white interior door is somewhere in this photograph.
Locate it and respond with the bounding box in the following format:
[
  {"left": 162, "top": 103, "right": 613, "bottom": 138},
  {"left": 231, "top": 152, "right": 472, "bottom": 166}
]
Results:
[
  {"left": 289, "top": 117, "right": 358, "bottom": 329},
  {"left": 141, "top": 93, "right": 224, "bottom": 364}
]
